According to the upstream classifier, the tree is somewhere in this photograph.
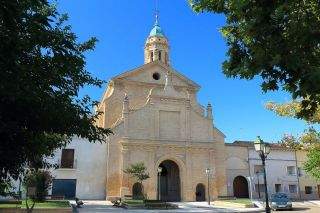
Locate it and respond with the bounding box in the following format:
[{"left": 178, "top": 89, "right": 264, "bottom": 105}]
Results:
[
  {"left": 304, "top": 147, "right": 320, "bottom": 180},
  {"left": 266, "top": 101, "right": 320, "bottom": 124},
  {"left": 0, "top": 179, "right": 13, "bottom": 197},
  {"left": 0, "top": 0, "right": 112, "bottom": 185},
  {"left": 23, "top": 170, "right": 53, "bottom": 213},
  {"left": 189, "top": 0, "right": 320, "bottom": 119},
  {"left": 124, "top": 162, "right": 150, "bottom": 199}
]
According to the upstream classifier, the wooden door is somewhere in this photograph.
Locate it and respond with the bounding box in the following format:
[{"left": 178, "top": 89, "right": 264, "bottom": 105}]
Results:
[{"left": 233, "top": 176, "right": 249, "bottom": 198}]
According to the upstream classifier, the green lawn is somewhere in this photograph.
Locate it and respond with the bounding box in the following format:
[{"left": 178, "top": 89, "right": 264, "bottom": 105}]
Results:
[
  {"left": 223, "top": 198, "right": 252, "bottom": 205},
  {"left": 123, "top": 199, "right": 144, "bottom": 206},
  {"left": 0, "top": 200, "right": 70, "bottom": 209},
  {"left": 0, "top": 203, "right": 21, "bottom": 208}
]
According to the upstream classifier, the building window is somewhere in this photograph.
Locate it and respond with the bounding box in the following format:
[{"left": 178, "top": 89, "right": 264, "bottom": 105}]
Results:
[
  {"left": 152, "top": 72, "right": 160, "bottom": 80},
  {"left": 254, "top": 165, "right": 264, "bottom": 174},
  {"left": 305, "top": 186, "right": 313, "bottom": 194},
  {"left": 158, "top": 51, "right": 162, "bottom": 61},
  {"left": 275, "top": 184, "right": 282, "bottom": 193},
  {"left": 287, "top": 166, "right": 296, "bottom": 176},
  {"left": 289, "top": 185, "right": 297, "bottom": 193},
  {"left": 61, "top": 149, "right": 74, "bottom": 168},
  {"left": 150, "top": 52, "right": 154, "bottom": 61}
]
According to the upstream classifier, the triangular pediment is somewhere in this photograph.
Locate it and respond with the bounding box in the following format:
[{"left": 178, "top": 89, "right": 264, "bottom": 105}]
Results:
[{"left": 112, "top": 61, "right": 200, "bottom": 90}]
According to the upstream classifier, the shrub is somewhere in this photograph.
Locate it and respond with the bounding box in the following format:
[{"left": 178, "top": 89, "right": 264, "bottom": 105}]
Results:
[{"left": 23, "top": 170, "right": 52, "bottom": 202}]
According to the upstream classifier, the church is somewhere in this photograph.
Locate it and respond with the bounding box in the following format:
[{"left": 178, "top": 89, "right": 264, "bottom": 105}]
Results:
[
  {"left": 93, "top": 16, "right": 228, "bottom": 201},
  {"left": 46, "top": 14, "right": 320, "bottom": 202}
]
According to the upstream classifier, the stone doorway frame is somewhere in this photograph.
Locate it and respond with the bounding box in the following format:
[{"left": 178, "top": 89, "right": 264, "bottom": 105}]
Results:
[
  {"left": 155, "top": 156, "right": 186, "bottom": 201},
  {"left": 233, "top": 175, "right": 249, "bottom": 198}
]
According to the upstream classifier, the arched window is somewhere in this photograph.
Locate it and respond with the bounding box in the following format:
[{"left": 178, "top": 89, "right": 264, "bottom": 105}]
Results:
[
  {"left": 158, "top": 51, "right": 162, "bottom": 61},
  {"left": 150, "top": 52, "right": 154, "bottom": 62},
  {"left": 132, "top": 182, "right": 143, "bottom": 199}
]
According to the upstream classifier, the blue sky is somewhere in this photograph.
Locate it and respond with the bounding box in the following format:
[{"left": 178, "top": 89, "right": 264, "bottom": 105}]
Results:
[{"left": 57, "top": 0, "right": 309, "bottom": 143}]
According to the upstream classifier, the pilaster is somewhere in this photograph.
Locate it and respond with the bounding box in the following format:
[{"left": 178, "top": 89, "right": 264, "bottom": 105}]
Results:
[
  {"left": 122, "top": 94, "right": 129, "bottom": 138},
  {"left": 120, "top": 145, "right": 130, "bottom": 197}
]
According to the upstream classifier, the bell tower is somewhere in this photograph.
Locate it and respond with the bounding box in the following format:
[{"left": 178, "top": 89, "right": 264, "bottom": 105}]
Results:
[{"left": 144, "top": 12, "right": 170, "bottom": 66}]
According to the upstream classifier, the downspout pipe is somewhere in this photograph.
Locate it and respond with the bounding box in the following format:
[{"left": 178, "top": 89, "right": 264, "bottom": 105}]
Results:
[{"left": 295, "top": 150, "right": 302, "bottom": 200}]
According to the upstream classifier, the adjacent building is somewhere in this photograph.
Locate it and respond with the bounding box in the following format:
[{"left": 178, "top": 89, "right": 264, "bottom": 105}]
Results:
[
  {"left": 296, "top": 150, "right": 320, "bottom": 200},
  {"left": 47, "top": 137, "right": 108, "bottom": 200},
  {"left": 226, "top": 141, "right": 320, "bottom": 200}
]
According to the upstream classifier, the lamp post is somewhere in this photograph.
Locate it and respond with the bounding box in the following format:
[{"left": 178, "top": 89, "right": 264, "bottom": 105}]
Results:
[
  {"left": 205, "top": 168, "right": 211, "bottom": 205},
  {"left": 157, "top": 167, "right": 162, "bottom": 201},
  {"left": 254, "top": 136, "right": 271, "bottom": 213}
]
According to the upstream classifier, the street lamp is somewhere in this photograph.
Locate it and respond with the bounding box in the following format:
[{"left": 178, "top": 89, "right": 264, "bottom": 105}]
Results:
[
  {"left": 254, "top": 136, "right": 271, "bottom": 213},
  {"left": 157, "top": 167, "right": 162, "bottom": 200},
  {"left": 205, "top": 168, "right": 211, "bottom": 205}
]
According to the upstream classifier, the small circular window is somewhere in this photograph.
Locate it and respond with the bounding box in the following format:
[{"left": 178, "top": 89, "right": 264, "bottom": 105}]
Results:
[{"left": 152, "top": 72, "right": 160, "bottom": 80}]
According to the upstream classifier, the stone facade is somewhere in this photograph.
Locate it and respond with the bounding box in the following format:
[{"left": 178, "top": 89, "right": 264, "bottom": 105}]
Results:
[{"left": 91, "top": 20, "right": 227, "bottom": 201}]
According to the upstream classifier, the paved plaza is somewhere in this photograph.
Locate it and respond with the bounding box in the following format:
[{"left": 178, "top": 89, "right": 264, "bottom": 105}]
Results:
[{"left": 73, "top": 200, "right": 320, "bottom": 213}]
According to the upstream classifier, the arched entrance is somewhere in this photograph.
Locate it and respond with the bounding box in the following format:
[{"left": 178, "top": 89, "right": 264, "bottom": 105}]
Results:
[
  {"left": 132, "top": 182, "right": 143, "bottom": 199},
  {"left": 158, "top": 160, "right": 181, "bottom": 201},
  {"left": 195, "top": 183, "right": 206, "bottom": 201},
  {"left": 233, "top": 176, "right": 249, "bottom": 198}
]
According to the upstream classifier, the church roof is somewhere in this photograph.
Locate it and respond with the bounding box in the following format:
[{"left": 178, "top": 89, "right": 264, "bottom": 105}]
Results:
[
  {"left": 111, "top": 61, "right": 200, "bottom": 89},
  {"left": 149, "top": 12, "right": 165, "bottom": 38},
  {"left": 149, "top": 23, "right": 165, "bottom": 37},
  {"left": 226, "top": 141, "right": 292, "bottom": 150}
]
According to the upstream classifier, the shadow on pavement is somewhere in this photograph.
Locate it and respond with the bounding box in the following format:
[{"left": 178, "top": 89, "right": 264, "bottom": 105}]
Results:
[{"left": 276, "top": 207, "right": 310, "bottom": 211}]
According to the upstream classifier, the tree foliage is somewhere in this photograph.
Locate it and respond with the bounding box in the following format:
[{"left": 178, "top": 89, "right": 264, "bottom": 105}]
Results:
[
  {"left": 190, "top": 0, "right": 320, "bottom": 118},
  {"left": 268, "top": 100, "right": 320, "bottom": 180},
  {"left": 0, "top": 0, "right": 112, "bottom": 184},
  {"left": 0, "top": 179, "right": 13, "bottom": 197},
  {"left": 124, "top": 162, "right": 150, "bottom": 199},
  {"left": 266, "top": 101, "right": 320, "bottom": 124},
  {"left": 23, "top": 170, "right": 52, "bottom": 212},
  {"left": 124, "top": 162, "right": 150, "bottom": 184},
  {"left": 23, "top": 170, "right": 52, "bottom": 202},
  {"left": 280, "top": 129, "right": 320, "bottom": 151},
  {"left": 267, "top": 101, "right": 320, "bottom": 151},
  {"left": 304, "top": 147, "right": 320, "bottom": 180}
]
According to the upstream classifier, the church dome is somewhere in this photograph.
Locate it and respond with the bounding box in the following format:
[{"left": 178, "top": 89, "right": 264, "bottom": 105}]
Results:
[{"left": 149, "top": 23, "right": 165, "bottom": 37}]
